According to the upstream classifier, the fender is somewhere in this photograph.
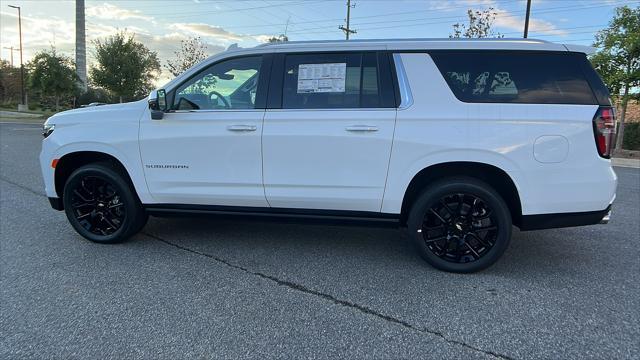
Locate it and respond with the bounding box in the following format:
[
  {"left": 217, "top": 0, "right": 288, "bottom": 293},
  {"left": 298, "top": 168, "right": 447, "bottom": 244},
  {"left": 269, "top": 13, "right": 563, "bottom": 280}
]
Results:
[
  {"left": 53, "top": 142, "right": 153, "bottom": 204},
  {"left": 382, "top": 149, "right": 526, "bottom": 214}
]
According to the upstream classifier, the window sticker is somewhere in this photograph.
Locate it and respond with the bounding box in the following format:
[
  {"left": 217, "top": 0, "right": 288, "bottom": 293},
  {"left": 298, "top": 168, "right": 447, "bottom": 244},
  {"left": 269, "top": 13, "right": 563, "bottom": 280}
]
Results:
[{"left": 297, "top": 63, "right": 346, "bottom": 93}]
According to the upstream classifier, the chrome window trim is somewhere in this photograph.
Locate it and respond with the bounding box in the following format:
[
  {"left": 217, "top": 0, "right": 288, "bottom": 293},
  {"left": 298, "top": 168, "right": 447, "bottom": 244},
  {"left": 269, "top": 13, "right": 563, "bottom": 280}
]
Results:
[
  {"left": 393, "top": 53, "right": 414, "bottom": 110},
  {"left": 169, "top": 109, "right": 263, "bottom": 114},
  {"left": 265, "top": 108, "right": 394, "bottom": 112}
]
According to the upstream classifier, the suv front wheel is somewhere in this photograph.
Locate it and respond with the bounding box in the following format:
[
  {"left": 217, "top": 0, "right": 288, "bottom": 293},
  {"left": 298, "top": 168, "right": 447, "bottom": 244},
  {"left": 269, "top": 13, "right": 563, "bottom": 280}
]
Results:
[
  {"left": 407, "top": 177, "right": 512, "bottom": 273},
  {"left": 62, "top": 163, "right": 148, "bottom": 243}
]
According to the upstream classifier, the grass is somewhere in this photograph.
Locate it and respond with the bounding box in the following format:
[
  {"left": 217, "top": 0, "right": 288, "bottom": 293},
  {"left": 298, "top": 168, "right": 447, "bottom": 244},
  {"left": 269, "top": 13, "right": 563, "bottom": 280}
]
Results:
[{"left": 0, "top": 105, "right": 59, "bottom": 118}]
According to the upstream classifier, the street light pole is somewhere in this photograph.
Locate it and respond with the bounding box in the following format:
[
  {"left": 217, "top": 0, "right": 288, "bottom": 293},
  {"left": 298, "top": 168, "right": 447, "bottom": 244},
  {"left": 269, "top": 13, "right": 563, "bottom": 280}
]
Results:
[
  {"left": 3, "top": 47, "right": 14, "bottom": 66},
  {"left": 8, "top": 5, "right": 25, "bottom": 107}
]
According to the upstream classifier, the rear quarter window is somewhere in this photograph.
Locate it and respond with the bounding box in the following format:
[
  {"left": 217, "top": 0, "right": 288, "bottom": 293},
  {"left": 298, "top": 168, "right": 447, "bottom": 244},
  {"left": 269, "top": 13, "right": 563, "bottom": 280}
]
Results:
[{"left": 430, "top": 51, "right": 597, "bottom": 105}]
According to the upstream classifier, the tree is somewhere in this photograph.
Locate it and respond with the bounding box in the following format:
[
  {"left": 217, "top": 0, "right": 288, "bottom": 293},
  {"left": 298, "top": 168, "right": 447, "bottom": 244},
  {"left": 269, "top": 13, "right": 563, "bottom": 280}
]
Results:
[
  {"left": 165, "top": 37, "right": 209, "bottom": 77},
  {"left": 27, "top": 49, "right": 78, "bottom": 111},
  {"left": 591, "top": 6, "right": 640, "bottom": 150},
  {"left": 450, "top": 8, "right": 503, "bottom": 39},
  {"left": 90, "top": 32, "right": 161, "bottom": 103},
  {"left": 0, "top": 59, "right": 22, "bottom": 105},
  {"left": 267, "top": 34, "right": 289, "bottom": 43}
]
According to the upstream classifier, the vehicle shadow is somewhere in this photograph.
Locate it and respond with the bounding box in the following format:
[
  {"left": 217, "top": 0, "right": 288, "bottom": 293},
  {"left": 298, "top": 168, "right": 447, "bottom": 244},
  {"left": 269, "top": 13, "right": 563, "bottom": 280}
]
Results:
[{"left": 135, "top": 215, "right": 600, "bottom": 282}]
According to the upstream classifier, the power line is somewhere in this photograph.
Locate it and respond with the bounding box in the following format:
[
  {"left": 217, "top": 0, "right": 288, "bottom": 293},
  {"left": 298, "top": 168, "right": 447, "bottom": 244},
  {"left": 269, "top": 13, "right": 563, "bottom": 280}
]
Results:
[{"left": 284, "top": 1, "right": 637, "bottom": 36}]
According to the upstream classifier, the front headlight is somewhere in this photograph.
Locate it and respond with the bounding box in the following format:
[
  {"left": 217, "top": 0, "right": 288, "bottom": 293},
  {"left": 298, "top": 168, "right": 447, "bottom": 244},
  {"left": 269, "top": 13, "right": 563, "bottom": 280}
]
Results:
[{"left": 42, "top": 124, "right": 55, "bottom": 138}]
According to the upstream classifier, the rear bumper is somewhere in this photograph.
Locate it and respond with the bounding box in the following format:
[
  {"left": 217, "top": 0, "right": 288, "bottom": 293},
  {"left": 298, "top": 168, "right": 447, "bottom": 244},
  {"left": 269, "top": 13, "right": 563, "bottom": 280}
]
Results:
[
  {"left": 519, "top": 205, "right": 611, "bottom": 231},
  {"left": 48, "top": 197, "right": 64, "bottom": 211}
]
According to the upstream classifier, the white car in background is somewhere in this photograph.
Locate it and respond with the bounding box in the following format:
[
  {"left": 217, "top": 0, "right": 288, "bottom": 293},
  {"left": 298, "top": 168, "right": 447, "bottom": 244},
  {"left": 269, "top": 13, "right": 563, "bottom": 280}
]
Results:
[{"left": 40, "top": 38, "right": 617, "bottom": 273}]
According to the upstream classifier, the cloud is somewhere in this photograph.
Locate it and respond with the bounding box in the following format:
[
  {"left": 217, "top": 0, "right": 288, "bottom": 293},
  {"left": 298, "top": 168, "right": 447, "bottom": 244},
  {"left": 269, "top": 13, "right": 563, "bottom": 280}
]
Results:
[
  {"left": 86, "top": 3, "right": 154, "bottom": 23},
  {"left": 0, "top": 11, "right": 75, "bottom": 60},
  {"left": 440, "top": 0, "right": 567, "bottom": 36},
  {"left": 84, "top": 24, "right": 226, "bottom": 84},
  {"left": 169, "top": 23, "right": 245, "bottom": 42},
  {"left": 493, "top": 7, "right": 567, "bottom": 36}
]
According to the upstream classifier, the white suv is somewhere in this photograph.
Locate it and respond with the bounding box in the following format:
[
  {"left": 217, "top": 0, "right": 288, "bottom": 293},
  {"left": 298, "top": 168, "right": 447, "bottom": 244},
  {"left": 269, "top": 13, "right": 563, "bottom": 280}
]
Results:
[{"left": 40, "top": 39, "right": 617, "bottom": 273}]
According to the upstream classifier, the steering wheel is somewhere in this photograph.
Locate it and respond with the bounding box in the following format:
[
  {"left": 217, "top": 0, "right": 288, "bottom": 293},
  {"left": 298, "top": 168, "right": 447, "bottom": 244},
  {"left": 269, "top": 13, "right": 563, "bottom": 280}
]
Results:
[{"left": 209, "top": 91, "right": 230, "bottom": 109}]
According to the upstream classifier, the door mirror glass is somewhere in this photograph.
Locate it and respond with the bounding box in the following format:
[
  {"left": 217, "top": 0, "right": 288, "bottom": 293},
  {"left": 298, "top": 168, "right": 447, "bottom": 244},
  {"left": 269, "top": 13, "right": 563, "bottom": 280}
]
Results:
[{"left": 149, "top": 89, "right": 167, "bottom": 120}]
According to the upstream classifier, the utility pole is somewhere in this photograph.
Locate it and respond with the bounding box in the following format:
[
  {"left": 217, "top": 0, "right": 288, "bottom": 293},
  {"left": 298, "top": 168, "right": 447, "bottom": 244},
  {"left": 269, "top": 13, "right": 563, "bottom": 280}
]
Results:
[
  {"left": 523, "top": 0, "right": 532, "bottom": 38},
  {"left": 3, "top": 47, "right": 14, "bottom": 66},
  {"left": 338, "top": 0, "right": 356, "bottom": 40},
  {"left": 76, "top": 0, "right": 88, "bottom": 93},
  {"left": 8, "top": 5, "right": 25, "bottom": 109}
]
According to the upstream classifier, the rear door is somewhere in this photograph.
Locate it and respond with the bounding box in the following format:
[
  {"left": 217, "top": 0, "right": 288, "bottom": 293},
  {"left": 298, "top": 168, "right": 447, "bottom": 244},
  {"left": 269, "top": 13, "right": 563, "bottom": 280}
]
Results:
[{"left": 262, "top": 51, "right": 397, "bottom": 211}]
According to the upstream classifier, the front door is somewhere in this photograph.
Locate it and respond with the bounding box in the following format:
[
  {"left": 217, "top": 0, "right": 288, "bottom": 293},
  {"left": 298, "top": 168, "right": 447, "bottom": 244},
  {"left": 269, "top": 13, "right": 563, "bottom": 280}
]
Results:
[{"left": 139, "top": 55, "right": 270, "bottom": 207}]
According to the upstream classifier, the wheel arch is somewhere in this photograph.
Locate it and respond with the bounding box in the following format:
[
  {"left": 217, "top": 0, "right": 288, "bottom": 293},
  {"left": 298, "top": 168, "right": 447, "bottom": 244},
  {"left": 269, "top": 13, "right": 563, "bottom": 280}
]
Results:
[
  {"left": 399, "top": 161, "right": 523, "bottom": 227},
  {"left": 54, "top": 151, "right": 138, "bottom": 207}
]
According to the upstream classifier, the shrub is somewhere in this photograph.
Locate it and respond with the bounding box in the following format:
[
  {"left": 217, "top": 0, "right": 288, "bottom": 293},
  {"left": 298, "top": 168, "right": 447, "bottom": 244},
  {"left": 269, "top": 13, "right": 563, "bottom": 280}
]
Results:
[
  {"left": 75, "top": 87, "right": 113, "bottom": 107},
  {"left": 623, "top": 122, "right": 640, "bottom": 150}
]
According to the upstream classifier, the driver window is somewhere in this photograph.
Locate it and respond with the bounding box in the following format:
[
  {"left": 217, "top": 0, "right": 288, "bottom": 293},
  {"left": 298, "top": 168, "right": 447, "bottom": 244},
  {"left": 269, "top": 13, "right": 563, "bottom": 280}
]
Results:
[{"left": 173, "top": 56, "right": 262, "bottom": 110}]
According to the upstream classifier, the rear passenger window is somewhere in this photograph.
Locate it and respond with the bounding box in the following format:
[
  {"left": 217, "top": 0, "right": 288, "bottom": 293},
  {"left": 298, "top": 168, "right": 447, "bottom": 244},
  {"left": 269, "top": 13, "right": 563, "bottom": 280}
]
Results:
[
  {"left": 430, "top": 52, "right": 596, "bottom": 104},
  {"left": 282, "top": 53, "right": 383, "bottom": 109}
]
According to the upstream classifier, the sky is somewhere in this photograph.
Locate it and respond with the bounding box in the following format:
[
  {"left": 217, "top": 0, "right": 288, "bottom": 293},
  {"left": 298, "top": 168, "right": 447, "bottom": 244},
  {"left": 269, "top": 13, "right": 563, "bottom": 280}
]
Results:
[{"left": 0, "top": 0, "right": 636, "bottom": 84}]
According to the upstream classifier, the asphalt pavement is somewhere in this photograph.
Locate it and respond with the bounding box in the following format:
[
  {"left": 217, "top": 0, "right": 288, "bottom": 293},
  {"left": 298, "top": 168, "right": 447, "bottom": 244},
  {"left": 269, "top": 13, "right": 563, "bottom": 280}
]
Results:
[{"left": 1, "top": 122, "right": 639, "bottom": 359}]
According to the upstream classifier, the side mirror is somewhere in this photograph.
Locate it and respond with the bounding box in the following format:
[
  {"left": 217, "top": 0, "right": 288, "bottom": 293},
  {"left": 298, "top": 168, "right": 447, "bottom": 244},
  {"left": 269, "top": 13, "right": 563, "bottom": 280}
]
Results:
[{"left": 148, "top": 89, "right": 167, "bottom": 120}]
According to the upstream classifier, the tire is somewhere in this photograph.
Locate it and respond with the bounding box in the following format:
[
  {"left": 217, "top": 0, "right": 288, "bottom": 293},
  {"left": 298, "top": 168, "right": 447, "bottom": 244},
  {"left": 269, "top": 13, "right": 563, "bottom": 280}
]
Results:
[
  {"left": 407, "top": 177, "right": 512, "bottom": 273},
  {"left": 62, "top": 162, "right": 147, "bottom": 243}
]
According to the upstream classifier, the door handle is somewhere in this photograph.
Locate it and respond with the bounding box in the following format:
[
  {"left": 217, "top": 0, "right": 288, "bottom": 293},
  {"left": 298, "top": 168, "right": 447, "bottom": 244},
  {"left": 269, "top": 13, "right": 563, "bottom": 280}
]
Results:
[
  {"left": 345, "top": 125, "right": 378, "bottom": 132},
  {"left": 227, "top": 125, "right": 257, "bottom": 132}
]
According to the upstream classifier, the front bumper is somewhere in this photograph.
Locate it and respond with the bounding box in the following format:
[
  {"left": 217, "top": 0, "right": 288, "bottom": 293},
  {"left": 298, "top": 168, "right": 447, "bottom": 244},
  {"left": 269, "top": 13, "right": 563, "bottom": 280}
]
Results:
[
  {"left": 48, "top": 197, "right": 64, "bottom": 211},
  {"left": 599, "top": 208, "right": 611, "bottom": 224}
]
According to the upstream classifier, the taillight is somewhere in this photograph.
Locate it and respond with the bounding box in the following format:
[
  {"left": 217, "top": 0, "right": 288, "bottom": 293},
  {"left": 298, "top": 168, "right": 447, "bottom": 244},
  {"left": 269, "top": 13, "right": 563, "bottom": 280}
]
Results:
[{"left": 592, "top": 106, "right": 616, "bottom": 158}]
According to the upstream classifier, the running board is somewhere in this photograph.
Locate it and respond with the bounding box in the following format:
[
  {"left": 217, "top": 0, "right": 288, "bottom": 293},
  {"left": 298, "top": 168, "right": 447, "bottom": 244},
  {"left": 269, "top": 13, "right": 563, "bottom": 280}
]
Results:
[{"left": 144, "top": 204, "right": 400, "bottom": 228}]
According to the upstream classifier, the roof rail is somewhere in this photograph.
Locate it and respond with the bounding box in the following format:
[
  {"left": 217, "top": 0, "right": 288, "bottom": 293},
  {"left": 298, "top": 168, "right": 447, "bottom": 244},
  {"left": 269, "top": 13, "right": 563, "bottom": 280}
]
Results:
[{"left": 256, "top": 37, "right": 552, "bottom": 47}]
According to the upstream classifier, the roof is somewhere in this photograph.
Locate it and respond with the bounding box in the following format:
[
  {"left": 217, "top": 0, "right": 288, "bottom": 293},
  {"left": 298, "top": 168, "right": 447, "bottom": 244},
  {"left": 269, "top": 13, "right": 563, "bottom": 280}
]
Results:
[{"left": 245, "top": 38, "right": 571, "bottom": 52}]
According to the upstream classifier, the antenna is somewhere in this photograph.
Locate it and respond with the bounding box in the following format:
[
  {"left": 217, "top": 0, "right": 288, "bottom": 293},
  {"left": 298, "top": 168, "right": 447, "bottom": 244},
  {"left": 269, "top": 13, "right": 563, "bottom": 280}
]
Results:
[{"left": 284, "top": 16, "right": 291, "bottom": 37}]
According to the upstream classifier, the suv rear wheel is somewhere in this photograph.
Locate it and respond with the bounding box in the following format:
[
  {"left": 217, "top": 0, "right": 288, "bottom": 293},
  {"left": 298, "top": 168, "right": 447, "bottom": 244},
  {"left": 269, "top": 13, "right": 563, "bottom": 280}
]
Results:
[
  {"left": 407, "top": 177, "right": 512, "bottom": 273},
  {"left": 62, "top": 163, "right": 147, "bottom": 243}
]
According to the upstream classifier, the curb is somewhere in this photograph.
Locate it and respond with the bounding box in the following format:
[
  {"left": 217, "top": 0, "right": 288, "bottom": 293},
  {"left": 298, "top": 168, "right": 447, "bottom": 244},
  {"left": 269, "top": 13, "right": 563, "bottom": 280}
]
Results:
[
  {"left": 612, "top": 158, "right": 640, "bottom": 169},
  {"left": 0, "top": 118, "right": 45, "bottom": 125}
]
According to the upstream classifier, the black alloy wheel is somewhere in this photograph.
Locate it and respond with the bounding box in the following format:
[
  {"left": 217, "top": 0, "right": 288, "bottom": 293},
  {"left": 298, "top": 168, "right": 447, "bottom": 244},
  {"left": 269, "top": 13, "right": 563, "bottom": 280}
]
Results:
[
  {"left": 420, "top": 193, "right": 497, "bottom": 263},
  {"left": 69, "top": 175, "right": 126, "bottom": 236},
  {"left": 63, "top": 163, "right": 147, "bottom": 243},
  {"left": 408, "top": 177, "right": 512, "bottom": 273}
]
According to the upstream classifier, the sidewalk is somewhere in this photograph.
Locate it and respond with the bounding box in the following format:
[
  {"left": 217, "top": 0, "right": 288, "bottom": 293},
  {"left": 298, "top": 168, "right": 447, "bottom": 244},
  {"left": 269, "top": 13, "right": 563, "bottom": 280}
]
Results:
[
  {"left": 612, "top": 157, "right": 640, "bottom": 168},
  {"left": 0, "top": 110, "right": 46, "bottom": 125},
  {"left": 0, "top": 110, "right": 44, "bottom": 118}
]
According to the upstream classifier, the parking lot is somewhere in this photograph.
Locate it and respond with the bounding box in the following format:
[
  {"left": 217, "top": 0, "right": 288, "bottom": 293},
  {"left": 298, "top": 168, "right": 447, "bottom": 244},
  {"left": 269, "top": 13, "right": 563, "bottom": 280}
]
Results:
[{"left": 1, "top": 121, "right": 639, "bottom": 359}]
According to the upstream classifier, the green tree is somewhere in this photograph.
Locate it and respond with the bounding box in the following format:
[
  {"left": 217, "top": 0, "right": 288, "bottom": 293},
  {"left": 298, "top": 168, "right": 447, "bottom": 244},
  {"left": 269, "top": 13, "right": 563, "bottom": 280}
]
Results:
[
  {"left": 90, "top": 32, "right": 161, "bottom": 103},
  {"left": 165, "top": 37, "right": 209, "bottom": 77},
  {"left": 27, "top": 49, "right": 78, "bottom": 111},
  {"left": 0, "top": 59, "right": 22, "bottom": 105},
  {"left": 591, "top": 6, "right": 640, "bottom": 150},
  {"left": 450, "top": 8, "right": 503, "bottom": 39}
]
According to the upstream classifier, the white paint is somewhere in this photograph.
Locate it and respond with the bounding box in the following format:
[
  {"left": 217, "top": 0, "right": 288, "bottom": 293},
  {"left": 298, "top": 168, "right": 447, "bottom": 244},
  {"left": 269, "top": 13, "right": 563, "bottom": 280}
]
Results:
[
  {"left": 534, "top": 135, "right": 569, "bottom": 163},
  {"left": 40, "top": 39, "right": 617, "bottom": 221}
]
